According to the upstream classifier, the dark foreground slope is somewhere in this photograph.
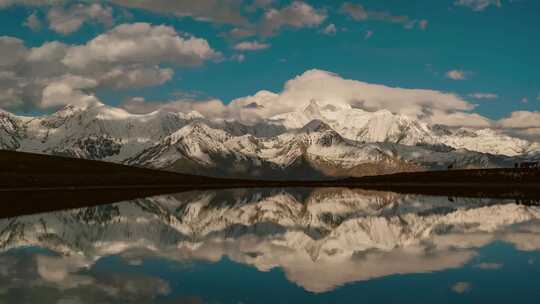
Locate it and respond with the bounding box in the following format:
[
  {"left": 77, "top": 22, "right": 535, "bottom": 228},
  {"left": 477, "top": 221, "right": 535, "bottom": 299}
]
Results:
[
  {"left": 344, "top": 169, "right": 540, "bottom": 200},
  {"left": 0, "top": 150, "right": 339, "bottom": 217},
  {"left": 1, "top": 150, "right": 540, "bottom": 218},
  {"left": 0, "top": 149, "right": 223, "bottom": 189}
]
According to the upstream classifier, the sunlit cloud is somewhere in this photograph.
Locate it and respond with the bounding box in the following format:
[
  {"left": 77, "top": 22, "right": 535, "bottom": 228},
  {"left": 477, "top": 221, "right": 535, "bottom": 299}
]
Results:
[
  {"left": 233, "top": 41, "right": 270, "bottom": 51},
  {"left": 320, "top": 23, "right": 337, "bottom": 35},
  {"left": 23, "top": 11, "right": 42, "bottom": 31},
  {"left": 469, "top": 93, "right": 498, "bottom": 100},
  {"left": 446, "top": 70, "right": 468, "bottom": 80},
  {"left": 454, "top": 0, "right": 502, "bottom": 11}
]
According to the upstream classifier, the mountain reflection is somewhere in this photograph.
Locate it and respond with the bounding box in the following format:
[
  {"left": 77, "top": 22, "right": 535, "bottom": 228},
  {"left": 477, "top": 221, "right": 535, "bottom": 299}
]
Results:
[{"left": 1, "top": 188, "right": 540, "bottom": 298}]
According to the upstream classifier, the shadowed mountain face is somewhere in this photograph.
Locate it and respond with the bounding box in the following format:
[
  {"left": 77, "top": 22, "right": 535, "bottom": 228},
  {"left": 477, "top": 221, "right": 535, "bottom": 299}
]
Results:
[{"left": 1, "top": 188, "right": 540, "bottom": 303}]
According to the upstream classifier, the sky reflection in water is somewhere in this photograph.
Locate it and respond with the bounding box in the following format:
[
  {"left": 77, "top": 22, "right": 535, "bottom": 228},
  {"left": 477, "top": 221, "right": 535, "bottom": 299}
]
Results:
[{"left": 1, "top": 188, "right": 540, "bottom": 303}]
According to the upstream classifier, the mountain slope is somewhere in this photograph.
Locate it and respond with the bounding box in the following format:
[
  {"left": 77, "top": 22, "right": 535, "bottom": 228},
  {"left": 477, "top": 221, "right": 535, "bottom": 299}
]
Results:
[{"left": 1, "top": 102, "right": 539, "bottom": 178}]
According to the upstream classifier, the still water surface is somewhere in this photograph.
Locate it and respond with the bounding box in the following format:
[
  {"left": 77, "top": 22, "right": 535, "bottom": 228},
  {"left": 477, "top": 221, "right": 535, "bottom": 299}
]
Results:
[{"left": 1, "top": 188, "right": 540, "bottom": 303}]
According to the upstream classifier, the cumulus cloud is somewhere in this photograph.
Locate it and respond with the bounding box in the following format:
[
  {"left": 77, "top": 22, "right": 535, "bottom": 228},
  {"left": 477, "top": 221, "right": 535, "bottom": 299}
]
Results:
[
  {"left": 428, "top": 111, "right": 492, "bottom": 128},
  {"left": 120, "top": 69, "right": 488, "bottom": 128},
  {"left": 499, "top": 111, "right": 540, "bottom": 129},
  {"left": 455, "top": 0, "right": 502, "bottom": 11},
  {"left": 40, "top": 75, "right": 100, "bottom": 108},
  {"left": 260, "top": 1, "right": 326, "bottom": 37},
  {"left": 500, "top": 221, "right": 540, "bottom": 251},
  {"left": 0, "top": 36, "right": 28, "bottom": 67},
  {"left": 498, "top": 111, "right": 540, "bottom": 140},
  {"left": 120, "top": 96, "right": 226, "bottom": 117},
  {"left": 24, "top": 11, "right": 42, "bottom": 31},
  {"left": 63, "top": 22, "right": 220, "bottom": 69},
  {"left": 340, "top": 2, "right": 426, "bottom": 30},
  {"left": 0, "top": 71, "right": 25, "bottom": 109},
  {"left": 340, "top": 3, "right": 368, "bottom": 20},
  {"left": 233, "top": 41, "right": 270, "bottom": 51},
  {"left": 0, "top": 252, "right": 171, "bottom": 303},
  {"left": 225, "top": 27, "right": 257, "bottom": 40},
  {"left": 446, "top": 70, "right": 468, "bottom": 80},
  {"left": 0, "top": 23, "right": 219, "bottom": 111},
  {"left": 47, "top": 3, "right": 114, "bottom": 35},
  {"left": 469, "top": 93, "right": 498, "bottom": 100},
  {"left": 110, "top": 0, "right": 247, "bottom": 25},
  {"left": 98, "top": 65, "right": 174, "bottom": 90}
]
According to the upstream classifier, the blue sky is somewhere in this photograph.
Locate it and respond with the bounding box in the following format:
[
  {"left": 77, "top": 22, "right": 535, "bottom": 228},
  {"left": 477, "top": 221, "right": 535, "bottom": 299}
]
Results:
[{"left": 0, "top": 0, "right": 538, "bottom": 122}]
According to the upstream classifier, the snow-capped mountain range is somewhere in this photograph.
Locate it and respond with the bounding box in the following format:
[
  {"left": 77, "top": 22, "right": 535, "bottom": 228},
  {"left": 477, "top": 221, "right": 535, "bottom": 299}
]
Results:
[
  {"left": 1, "top": 188, "right": 539, "bottom": 293},
  {"left": 1, "top": 101, "right": 539, "bottom": 178}
]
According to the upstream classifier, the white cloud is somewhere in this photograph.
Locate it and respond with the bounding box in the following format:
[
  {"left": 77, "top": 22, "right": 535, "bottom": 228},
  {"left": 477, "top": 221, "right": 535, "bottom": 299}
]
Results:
[
  {"left": 47, "top": 3, "right": 114, "bottom": 35},
  {"left": 0, "top": 23, "right": 219, "bottom": 111},
  {"left": 320, "top": 23, "right": 337, "bottom": 35},
  {"left": 233, "top": 41, "right": 270, "bottom": 51},
  {"left": 340, "top": 3, "right": 368, "bottom": 21},
  {"left": 98, "top": 66, "right": 174, "bottom": 90},
  {"left": 63, "top": 23, "right": 221, "bottom": 69},
  {"left": 0, "top": 36, "right": 27, "bottom": 67},
  {"left": 446, "top": 70, "right": 468, "bottom": 80},
  {"left": 501, "top": 221, "right": 540, "bottom": 251},
  {"left": 270, "top": 69, "right": 474, "bottom": 117},
  {"left": 27, "top": 41, "right": 68, "bottom": 63},
  {"left": 428, "top": 111, "right": 492, "bottom": 128},
  {"left": 260, "top": 1, "right": 326, "bottom": 37},
  {"left": 121, "top": 69, "right": 486, "bottom": 128},
  {"left": 226, "top": 27, "right": 256, "bottom": 40},
  {"left": 452, "top": 281, "right": 472, "bottom": 293},
  {"left": 0, "top": 72, "right": 25, "bottom": 109},
  {"left": 120, "top": 96, "right": 226, "bottom": 117},
  {"left": 24, "top": 12, "right": 42, "bottom": 31},
  {"left": 499, "top": 111, "right": 540, "bottom": 129},
  {"left": 455, "top": 0, "right": 502, "bottom": 11},
  {"left": 0, "top": 251, "right": 171, "bottom": 302},
  {"left": 110, "top": 0, "right": 248, "bottom": 25},
  {"left": 498, "top": 111, "right": 540, "bottom": 140},
  {"left": 469, "top": 93, "right": 498, "bottom": 99},
  {"left": 40, "top": 75, "right": 100, "bottom": 108},
  {"left": 341, "top": 2, "right": 426, "bottom": 30}
]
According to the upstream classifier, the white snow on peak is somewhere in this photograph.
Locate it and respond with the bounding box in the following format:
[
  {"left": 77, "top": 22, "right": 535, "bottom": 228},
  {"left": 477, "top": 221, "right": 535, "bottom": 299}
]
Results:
[{"left": 1, "top": 101, "right": 539, "bottom": 175}]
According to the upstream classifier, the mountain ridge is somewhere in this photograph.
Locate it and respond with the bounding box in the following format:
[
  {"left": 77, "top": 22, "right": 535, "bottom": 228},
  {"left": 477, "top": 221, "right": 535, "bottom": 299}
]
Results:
[{"left": 1, "top": 102, "right": 539, "bottom": 178}]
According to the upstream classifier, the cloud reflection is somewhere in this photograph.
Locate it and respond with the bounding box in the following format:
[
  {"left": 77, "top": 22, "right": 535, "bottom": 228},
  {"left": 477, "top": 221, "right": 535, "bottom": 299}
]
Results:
[{"left": 0, "top": 188, "right": 539, "bottom": 295}]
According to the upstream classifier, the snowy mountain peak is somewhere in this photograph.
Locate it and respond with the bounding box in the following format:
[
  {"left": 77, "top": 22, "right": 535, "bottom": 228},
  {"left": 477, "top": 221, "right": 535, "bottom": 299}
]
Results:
[
  {"left": 1, "top": 101, "right": 539, "bottom": 178},
  {"left": 303, "top": 99, "right": 323, "bottom": 118},
  {"left": 300, "top": 119, "right": 334, "bottom": 133}
]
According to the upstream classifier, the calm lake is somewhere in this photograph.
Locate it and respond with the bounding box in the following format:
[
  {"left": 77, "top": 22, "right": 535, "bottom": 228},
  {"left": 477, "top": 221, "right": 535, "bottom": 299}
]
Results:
[{"left": 1, "top": 188, "right": 540, "bottom": 303}]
